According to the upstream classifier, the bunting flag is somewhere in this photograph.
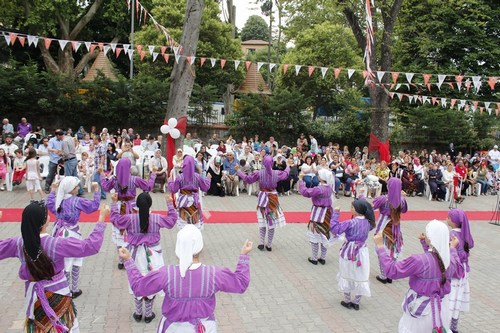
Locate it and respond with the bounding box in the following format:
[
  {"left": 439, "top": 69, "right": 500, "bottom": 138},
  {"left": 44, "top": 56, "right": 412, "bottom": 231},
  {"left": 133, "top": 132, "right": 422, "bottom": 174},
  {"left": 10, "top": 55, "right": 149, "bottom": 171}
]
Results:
[
  {"left": 200, "top": 57, "right": 206, "bottom": 67},
  {"left": 44, "top": 38, "right": 52, "bottom": 49},
  {"left": 152, "top": 52, "right": 159, "bottom": 62},
  {"left": 3, "top": 34, "right": 10, "bottom": 45},
  {"left": 163, "top": 54, "right": 169, "bottom": 63},
  {"left": 115, "top": 48, "right": 123, "bottom": 58},
  {"left": 128, "top": 50, "right": 134, "bottom": 60},
  {"left": 27, "top": 35, "right": 38, "bottom": 47},
  {"left": 9, "top": 33, "right": 18, "bottom": 45},
  {"left": 472, "top": 76, "right": 482, "bottom": 93},
  {"left": 391, "top": 72, "right": 399, "bottom": 84},
  {"left": 283, "top": 64, "right": 289, "bottom": 74},
  {"left": 103, "top": 45, "right": 110, "bottom": 55},
  {"left": 488, "top": 77, "right": 498, "bottom": 90},
  {"left": 160, "top": 46, "right": 167, "bottom": 55},
  {"left": 220, "top": 59, "right": 226, "bottom": 69},
  {"left": 405, "top": 73, "right": 414, "bottom": 84},
  {"left": 139, "top": 50, "right": 146, "bottom": 61},
  {"left": 437, "top": 74, "right": 446, "bottom": 90},
  {"left": 450, "top": 99, "right": 456, "bottom": 109},
  {"left": 455, "top": 75, "right": 464, "bottom": 91},
  {"left": 175, "top": 54, "right": 181, "bottom": 64},
  {"left": 376, "top": 71, "right": 385, "bottom": 82},
  {"left": 234, "top": 60, "right": 240, "bottom": 70},
  {"left": 185, "top": 56, "right": 192, "bottom": 65},
  {"left": 18, "top": 36, "right": 25, "bottom": 47},
  {"left": 210, "top": 58, "right": 216, "bottom": 67},
  {"left": 334, "top": 67, "right": 342, "bottom": 79},
  {"left": 58, "top": 40, "right": 69, "bottom": 51},
  {"left": 321, "top": 67, "right": 328, "bottom": 78},
  {"left": 308, "top": 66, "right": 315, "bottom": 77},
  {"left": 257, "top": 62, "right": 264, "bottom": 71},
  {"left": 348, "top": 69, "right": 355, "bottom": 79},
  {"left": 148, "top": 45, "right": 155, "bottom": 55},
  {"left": 245, "top": 61, "right": 251, "bottom": 71},
  {"left": 269, "top": 63, "right": 276, "bottom": 71},
  {"left": 295, "top": 65, "right": 301, "bottom": 76}
]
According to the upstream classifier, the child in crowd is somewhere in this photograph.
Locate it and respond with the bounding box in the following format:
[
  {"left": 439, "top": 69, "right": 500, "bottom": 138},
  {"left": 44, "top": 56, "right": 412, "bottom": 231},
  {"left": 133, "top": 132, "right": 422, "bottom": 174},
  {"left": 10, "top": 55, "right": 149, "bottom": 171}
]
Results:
[
  {"left": 0, "top": 148, "right": 8, "bottom": 191},
  {"left": 78, "top": 151, "right": 94, "bottom": 189},
  {"left": 25, "top": 148, "right": 44, "bottom": 201},
  {"left": 12, "top": 149, "right": 26, "bottom": 186}
]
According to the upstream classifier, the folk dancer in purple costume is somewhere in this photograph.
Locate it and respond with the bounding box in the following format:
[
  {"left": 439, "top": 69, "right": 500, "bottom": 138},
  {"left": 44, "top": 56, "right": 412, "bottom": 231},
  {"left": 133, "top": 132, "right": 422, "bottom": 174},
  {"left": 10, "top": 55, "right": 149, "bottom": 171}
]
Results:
[
  {"left": 0, "top": 201, "right": 109, "bottom": 333},
  {"left": 299, "top": 168, "right": 337, "bottom": 265},
  {"left": 110, "top": 192, "right": 177, "bottom": 324},
  {"left": 168, "top": 155, "right": 211, "bottom": 230},
  {"left": 375, "top": 219, "right": 463, "bottom": 333},
  {"left": 47, "top": 176, "right": 100, "bottom": 299},
  {"left": 447, "top": 209, "right": 474, "bottom": 333},
  {"left": 238, "top": 155, "right": 289, "bottom": 251},
  {"left": 330, "top": 197, "right": 375, "bottom": 310},
  {"left": 100, "top": 158, "right": 156, "bottom": 269},
  {"left": 119, "top": 224, "right": 252, "bottom": 333},
  {"left": 373, "top": 177, "right": 408, "bottom": 284}
]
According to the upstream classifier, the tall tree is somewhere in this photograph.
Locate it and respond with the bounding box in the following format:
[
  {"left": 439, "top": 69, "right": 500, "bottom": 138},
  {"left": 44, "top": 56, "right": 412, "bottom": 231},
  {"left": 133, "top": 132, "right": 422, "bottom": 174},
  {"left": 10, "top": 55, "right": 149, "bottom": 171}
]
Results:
[{"left": 240, "top": 15, "right": 269, "bottom": 41}]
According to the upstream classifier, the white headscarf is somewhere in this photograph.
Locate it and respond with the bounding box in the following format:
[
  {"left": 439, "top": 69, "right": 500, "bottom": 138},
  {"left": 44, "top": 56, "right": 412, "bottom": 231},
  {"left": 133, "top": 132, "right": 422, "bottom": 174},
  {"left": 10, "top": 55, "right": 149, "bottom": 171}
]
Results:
[
  {"left": 55, "top": 176, "right": 80, "bottom": 211},
  {"left": 425, "top": 219, "right": 451, "bottom": 269},
  {"left": 175, "top": 225, "right": 204, "bottom": 278},
  {"left": 318, "top": 168, "right": 335, "bottom": 204}
]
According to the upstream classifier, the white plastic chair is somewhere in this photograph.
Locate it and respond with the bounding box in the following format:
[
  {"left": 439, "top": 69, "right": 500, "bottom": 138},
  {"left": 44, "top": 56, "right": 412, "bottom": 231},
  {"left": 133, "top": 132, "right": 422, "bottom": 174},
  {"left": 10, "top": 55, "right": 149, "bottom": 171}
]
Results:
[
  {"left": 39, "top": 156, "right": 50, "bottom": 179},
  {"left": 194, "top": 143, "right": 202, "bottom": 152}
]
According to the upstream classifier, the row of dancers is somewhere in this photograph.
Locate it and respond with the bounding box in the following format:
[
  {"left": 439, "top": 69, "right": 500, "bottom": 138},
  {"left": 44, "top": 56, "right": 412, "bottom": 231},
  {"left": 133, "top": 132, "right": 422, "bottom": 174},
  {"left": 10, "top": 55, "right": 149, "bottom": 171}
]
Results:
[{"left": 0, "top": 154, "right": 473, "bottom": 333}]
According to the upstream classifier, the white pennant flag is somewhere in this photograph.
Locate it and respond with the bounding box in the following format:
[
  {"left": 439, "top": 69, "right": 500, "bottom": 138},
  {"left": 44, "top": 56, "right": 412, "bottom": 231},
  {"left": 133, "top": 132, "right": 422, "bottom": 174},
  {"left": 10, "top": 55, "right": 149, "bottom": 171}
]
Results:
[
  {"left": 347, "top": 69, "right": 355, "bottom": 79},
  {"left": 389, "top": 92, "right": 395, "bottom": 99},
  {"left": 459, "top": 100, "right": 466, "bottom": 110},
  {"left": 234, "top": 60, "right": 241, "bottom": 70},
  {"left": 395, "top": 84, "right": 401, "bottom": 90},
  {"left": 175, "top": 54, "right": 181, "bottom": 63},
  {"left": 128, "top": 50, "right": 134, "bottom": 60},
  {"left": 269, "top": 63, "right": 276, "bottom": 71},
  {"left": 58, "top": 40, "right": 69, "bottom": 51},
  {"left": 441, "top": 98, "right": 447, "bottom": 108},
  {"left": 437, "top": 74, "right": 446, "bottom": 90},
  {"left": 152, "top": 52, "right": 159, "bottom": 62},
  {"left": 487, "top": 108, "right": 492, "bottom": 115},
  {"left": 472, "top": 76, "right": 482, "bottom": 92},
  {"left": 73, "top": 42, "right": 81, "bottom": 52},
  {"left": 422, "top": 96, "right": 429, "bottom": 104},
  {"left": 405, "top": 73, "right": 414, "bottom": 84},
  {"left": 396, "top": 93, "right": 403, "bottom": 101},
  {"left": 110, "top": 43, "right": 117, "bottom": 52},
  {"left": 210, "top": 58, "right": 216, "bottom": 67},
  {"left": 31, "top": 37, "right": 39, "bottom": 47},
  {"left": 148, "top": 45, "right": 155, "bottom": 55},
  {"left": 320, "top": 67, "right": 328, "bottom": 78},
  {"left": 295, "top": 65, "right": 302, "bottom": 76},
  {"left": 377, "top": 71, "right": 385, "bottom": 83},
  {"left": 404, "top": 84, "right": 410, "bottom": 90},
  {"left": 173, "top": 46, "right": 180, "bottom": 55},
  {"left": 27, "top": 35, "right": 36, "bottom": 47},
  {"left": 123, "top": 44, "right": 131, "bottom": 51},
  {"left": 257, "top": 62, "right": 264, "bottom": 71},
  {"left": 412, "top": 95, "right": 418, "bottom": 103},
  {"left": 103, "top": 45, "right": 110, "bottom": 55},
  {"left": 3, "top": 34, "right": 10, "bottom": 45},
  {"left": 84, "top": 42, "right": 91, "bottom": 51},
  {"left": 189, "top": 56, "right": 196, "bottom": 65},
  {"left": 485, "top": 102, "right": 491, "bottom": 109}
]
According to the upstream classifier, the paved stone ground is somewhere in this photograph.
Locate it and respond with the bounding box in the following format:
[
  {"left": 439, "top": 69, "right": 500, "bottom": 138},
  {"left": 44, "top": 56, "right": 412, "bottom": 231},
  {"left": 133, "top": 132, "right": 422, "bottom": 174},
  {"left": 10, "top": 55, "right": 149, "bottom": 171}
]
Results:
[{"left": 0, "top": 190, "right": 499, "bottom": 332}]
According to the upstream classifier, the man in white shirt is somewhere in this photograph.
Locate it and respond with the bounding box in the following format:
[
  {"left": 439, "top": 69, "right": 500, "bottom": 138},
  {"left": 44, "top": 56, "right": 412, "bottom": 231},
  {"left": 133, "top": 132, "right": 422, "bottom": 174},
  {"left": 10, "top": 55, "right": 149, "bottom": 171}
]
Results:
[
  {"left": 37, "top": 137, "right": 50, "bottom": 156},
  {"left": 488, "top": 145, "right": 500, "bottom": 171},
  {"left": 309, "top": 134, "right": 319, "bottom": 154},
  {"left": 144, "top": 135, "right": 159, "bottom": 152},
  {"left": 239, "top": 146, "right": 254, "bottom": 164},
  {"left": 0, "top": 134, "right": 18, "bottom": 157},
  {"left": 2, "top": 119, "right": 14, "bottom": 139}
]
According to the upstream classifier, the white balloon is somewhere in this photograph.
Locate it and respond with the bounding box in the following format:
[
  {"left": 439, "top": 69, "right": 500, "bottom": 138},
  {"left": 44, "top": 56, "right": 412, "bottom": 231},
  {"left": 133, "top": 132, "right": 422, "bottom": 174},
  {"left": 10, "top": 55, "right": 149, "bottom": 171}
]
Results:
[
  {"left": 170, "top": 128, "right": 181, "bottom": 139},
  {"left": 160, "top": 125, "right": 170, "bottom": 134},
  {"left": 167, "top": 118, "right": 178, "bottom": 128}
]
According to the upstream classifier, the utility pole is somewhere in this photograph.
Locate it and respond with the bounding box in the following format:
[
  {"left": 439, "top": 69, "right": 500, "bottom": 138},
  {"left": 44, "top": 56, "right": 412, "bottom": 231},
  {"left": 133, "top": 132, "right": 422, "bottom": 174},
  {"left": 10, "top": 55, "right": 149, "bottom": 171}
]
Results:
[
  {"left": 129, "top": 0, "right": 135, "bottom": 79},
  {"left": 223, "top": 0, "right": 236, "bottom": 116}
]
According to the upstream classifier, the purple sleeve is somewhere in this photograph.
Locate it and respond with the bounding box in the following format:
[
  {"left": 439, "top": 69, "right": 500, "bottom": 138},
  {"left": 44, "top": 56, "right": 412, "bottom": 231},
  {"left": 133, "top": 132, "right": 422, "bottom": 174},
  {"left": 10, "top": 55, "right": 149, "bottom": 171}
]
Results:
[
  {"left": 55, "top": 222, "right": 106, "bottom": 258},
  {"left": 400, "top": 198, "right": 408, "bottom": 213},
  {"left": 46, "top": 192, "right": 56, "bottom": 214},
  {"left": 197, "top": 174, "right": 211, "bottom": 192},
  {"left": 101, "top": 176, "right": 116, "bottom": 192},
  {"left": 372, "top": 196, "right": 385, "bottom": 210},
  {"left": 125, "top": 259, "right": 167, "bottom": 296},
  {"left": 110, "top": 202, "right": 132, "bottom": 229},
  {"left": 215, "top": 255, "right": 250, "bottom": 293},
  {"left": 376, "top": 247, "right": 421, "bottom": 280},
  {"left": 238, "top": 171, "right": 259, "bottom": 184},
  {"left": 167, "top": 179, "right": 180, "bottom": 193},
  {"left": 0, "top": 237, "right": 19, "bottom": 260},
  {"left": 277, "top": 166, "right": 290, "bottom": 181},
  {"left": 156, "top": 203, "right": 178, "bottom": 229},
  {"left": 299, "top": 180, "right": 320, "bottom": 198},
  {"left": 450, "top": 248, "right": 465, "bottom": 279},
  {"left": 420, "top": 238, "right": 430, "bottom": 251},
  {"left": 134, "top": 174, "right": 156, "bottom": 192},
  {"left": 75, "top": 192, "right": 100, "bottom": 214},
  {"left": 330, "top": 212, "right": 352, "bottom": 236}
]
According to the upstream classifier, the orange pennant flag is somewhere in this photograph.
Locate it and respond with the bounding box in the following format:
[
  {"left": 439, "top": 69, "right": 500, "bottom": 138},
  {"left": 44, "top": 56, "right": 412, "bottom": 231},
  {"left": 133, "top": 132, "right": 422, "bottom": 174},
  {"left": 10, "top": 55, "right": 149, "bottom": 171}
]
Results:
[
  {"left": 18, "top": 36, "right": 25, "bottom": 47},
  {"left": 455, "top": 75, "right": 464, "bottom": 84},
  {"left": 447, "top": 82, "right": 454, "bottom": 89},
  {"left": 431, "top": 97, "right": 437, "bottom": 105},
  {"left": 9, "top": 33, "right": 18, "bottom": 45},
  {"left": 427, "top": 84, "right": 432, "bottom": 91},
  {"left": 220, "top": 59, "right": 226, "bottom": 69},
  {"left": 480, "top": 107, "right": 484, "bottom": 114},
  {"left": 473, "top": 101, "right": 479, "bottom": 109},
  {"left": 98, "top": 42, "right": 104, "bottom": 51},
  {"left": 423, "top": 74, "right": 432, "bottom": 85},
  {"left": 245, "top": 61, "right": 251, "bottom": 71},
  {"left": 164, "top": 54, "right": 169, "bottom": 63},
  {"left": 186, "top": 56, "right": 191, "bottom": 65},
  {"left": 450, "top": 99, "right": 456, "bottom": 109},
  {"left": 90, "top": 44, "right": 97, "bottom": 53},
  {"left": 200, "top": 57, "right": 206, "bottom": 67},
  {"left": 334, "top": 68, "right": 342, "bottom": 79},
  {"left": 283, "top": 64, "right": 289, "bottom": 74},
  {"left": 488, "top": 77, "right": 498, "bottom": 90},
  {"left": 136, "top": 44, "right": 143, "bottom": 53},
  {"left": 465, "top": 81, "right": 471, "bottom": 92},
  {"left": 44, "top": 38, "right": 52, "bottom": 49},
  {"left": 139, "top": 50, "right": 146, "bottom": 60},
  {"left": 308, "top": 66, "right": 315, "bottom": 77},
  {"left": 391, "top": 72, "right": 400, "bottom": 84},
  {"left": 115, "top": 48, "right": 122, "bottom": 58},
  {"left": 160, "top": 46, "right": 167, "bottom": 55}
]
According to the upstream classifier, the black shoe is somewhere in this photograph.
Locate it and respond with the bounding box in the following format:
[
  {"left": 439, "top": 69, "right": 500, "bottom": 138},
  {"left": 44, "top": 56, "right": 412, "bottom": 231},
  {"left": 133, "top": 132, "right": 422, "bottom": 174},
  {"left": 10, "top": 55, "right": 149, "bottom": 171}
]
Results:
[
  {"left": 308, "top": 258, "right": 318, "bottom": 265},
  {"left": 351, "top": 303, "right": 360, "bottom": 311},
  {"left": 44, "top": 189, "right": 50, "bottom": 194},
  {"left": 318, "top": 258, "right": 326, "bottom": 265},
  {"left": 340, "top": 301, "right": 352, "bottom": 309},
  {"left": 118, "top": 263, "right": 125, "bottom": 270},
  {"left": 387, "top": 278, "right": 393, "bottom": 284},
  {"left": 376, "top": 276, "right": 388, "bottom": 284},
  {"left": 71, "top": 290, "right": 83, "bottom": 299},
  {"left": 451, "top": 330, "right": 458, "bottom": 333},
  {"left": 265, "top": 246, "right": 272, "bottom": 251},
  {"left": 133, "top": 313, "right": 142, "bottom": 322},
  {"left": 257, "top": 244, "right": 265, "bottom": 251},
  {"left": 144, "top": 312, "right": 156, "bottom": 324}
]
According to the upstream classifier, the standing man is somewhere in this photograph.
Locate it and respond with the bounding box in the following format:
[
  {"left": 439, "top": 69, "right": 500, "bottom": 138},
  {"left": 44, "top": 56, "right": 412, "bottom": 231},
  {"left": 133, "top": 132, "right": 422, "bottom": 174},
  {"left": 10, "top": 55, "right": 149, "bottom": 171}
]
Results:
[
  {"left": 61, "top": 132, "right": 84, "bottom": 196},
  {"left": 44, "top": 129, "right": 64, "bottom": 193},
  {"left": 2, "top": 118, "right": 14, "bottom": 140},
  {"left": 488, "top": 145, "right": 500, "bottom": 172},
  {"left": 93, "top": 136, "right": 107, "bottom": 199},
  {"left": 309, "top": 134, "right": 319, "bottom": 154},
  {"left": 15, "top": 117, "right": 33, "bottom": 143}
]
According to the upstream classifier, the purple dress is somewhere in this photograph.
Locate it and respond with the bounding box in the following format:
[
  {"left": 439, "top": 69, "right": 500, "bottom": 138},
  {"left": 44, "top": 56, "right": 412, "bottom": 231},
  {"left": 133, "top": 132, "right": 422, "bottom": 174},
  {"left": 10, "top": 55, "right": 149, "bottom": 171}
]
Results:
[
  {"left": 299, "top": 181, "right": 334, "bottom": 245},
  {"left": 373, "top": 195, "right": 408, "bottom": 258},
  {"left": 0, "top": 223, "right": 106, "bottom": 329},
  {"left": 124, "top": 254, "right": 250, "bottom": 332}
]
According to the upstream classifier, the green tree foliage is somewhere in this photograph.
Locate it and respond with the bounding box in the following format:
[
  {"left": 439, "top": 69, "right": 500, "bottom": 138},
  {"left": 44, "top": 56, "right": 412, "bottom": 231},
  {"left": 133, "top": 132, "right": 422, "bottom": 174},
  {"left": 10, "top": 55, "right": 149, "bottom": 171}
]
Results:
[
  {"left": 188, "top": 84, "right": 219, "bottom": 125},
  {"left": 240, "top": 15, "right": 269, "bottom": 41}
]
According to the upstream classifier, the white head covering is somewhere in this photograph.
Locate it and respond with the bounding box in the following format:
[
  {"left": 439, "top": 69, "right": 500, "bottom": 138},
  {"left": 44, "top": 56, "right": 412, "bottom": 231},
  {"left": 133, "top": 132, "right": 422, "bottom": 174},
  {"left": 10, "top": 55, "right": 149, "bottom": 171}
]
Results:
[
  {"left": 175, "top": 225, "right": 204, "bottom": 278},
  {"left": 55, "top": 176, "right": 80, "bottom": 211},
  {"left": 425, "top": 219, "right": 451, "bottom": 269},
  {"left": 317, "top": 168, "right": 335, "bottom": 204}
]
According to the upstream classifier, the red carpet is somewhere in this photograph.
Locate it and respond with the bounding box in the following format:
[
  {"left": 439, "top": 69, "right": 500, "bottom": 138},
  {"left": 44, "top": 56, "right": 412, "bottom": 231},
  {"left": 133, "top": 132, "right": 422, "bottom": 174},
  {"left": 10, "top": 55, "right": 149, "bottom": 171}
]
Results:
[{"left": 0, "top": 209, "right": 495, "bottom": 223}]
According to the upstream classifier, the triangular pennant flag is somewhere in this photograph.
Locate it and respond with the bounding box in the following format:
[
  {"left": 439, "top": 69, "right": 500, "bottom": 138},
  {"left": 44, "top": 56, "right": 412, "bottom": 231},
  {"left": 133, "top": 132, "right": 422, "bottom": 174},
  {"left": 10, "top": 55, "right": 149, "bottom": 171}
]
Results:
[
  {"left": 44, "top": 38, "right": 52, "bottom": 49},
  {"left": 437, "top": 74, "right": 446, "bottom": 90},
  {"left": 334, "top": 68, "right": 342, "bottom": 79},
  {"left": 103, "top": 45, "right": 110, "bottom": 55},
  {"left": 17, "top": 36, "right": 25, "bottom": 47},
  {"left": 200, "top": 57, "right": 206, "bottom": 67},
  {"left": 455, "top": 75, "right": 464, "bottom": 91},
  {"left": 3, "top": 34, "right": 11, "bottom": 45},
  {"left": 152, "top": 52, "right": 159, "bottom": 62},
  {"left": 404, "top": 84, "right": 410, "bottom": 90},
  {"left": 450, "top": 99, "right": 456, "bottom": 109},
  {"left": 465, "top": 104, "right": 470, "bottom": 112},
  {"left": 173, "top": 46, "right": 180, "bottom": 55},
  {"left": 321, "top": 67, "right": 328, "bottom": 78},
  {"left": 27, "top": 35, "right": 35, "bottom": 46},
  {"left": 245, "top": 61, "right": 251, "bottom": 71},
  {"left": 447, "top": 82, "right": 454, "bottom": 89},
  {"left": 189, "top": 56, "right": 196, "bottom": 65},
  {"left": 148, "top": 45, "right": 155, "bottom": 55},
  {"left": 9, "top": 33, "right": 18, "bottom": 45},
  {"left": 220, "top": 59, "right": 226, "bottom": 69},
  {"left": 269, "top": 63, "right": 276, "bottom": 71},
  {"left": 136, "top": 44, "right": 143, "bottom": 53},
  {"left": 283, "top": 64, "right": 289, "bottom": 74},
  {"left": 90, "top": 44, "right": 97, "bottom": 53},
  {"left": 32, "top": 36, "right": 39, "bottom": 47},
  {"left": 128, "top": 50, "right": 134, "bottom": 60},
  {"left": 84, "top": 42, "right": 91, "bottom": 51},
  {"left": 389, "top": 92, "right": 395, "bottom": 99},
  {"left": 58, "top": 40, "right": 69, "bottom": 51},
  {"left": 139, "top": 50, "right": 146, "bottom": 61},
  {"left": 390, "top": 84, "right": 395, "bottom": 90},
  {"left": 485, "top": 102, "right": 491, "bottom": 110},
  {"left": 186, "top": 56, "right": 191, "bottom": 65},
  {"left": 210, "top": 58, "right": 216, "bottom": 67},
  {"left": 465, "top": 80, "right": 471, "bottom": 92},
  {"left": 441, "top": 98, "right": 447, "bottom": 108},
  {"left": 391, "top": 72, "right": 400, "bottom": 84},
  {"left": 397, "top": 93, "right": 403, "bottom": 101},
  {"left": 98, "top": 42, "right": 104, "bottom": 51},
  {"left": 395, "top": 84, "right": 401, "bottom": 90},
  {"left": 175, "top": 54, "right": 181, "bottom": 63},
  {"left": 473, "top": 100, "right": 479, "bottom": 109},
  {"left": 348, "top": 69, "right": 355, "bottom": 79},
  {"left": 480, "top": 107, "right": 484, "bottom": 114},
  {"left": 110, "top": 43, "right": 117, "bottom": 52},
  {"left": 234, "top": 60, "right": 240, "bottom": 70},
  {"left": 72, "top": 41, "right": 81, "bottom": 52},
  {"left": 471, "top": 76, "right": 482, "bottom": 93},
  {"left": 160, "top": 46, "right": 167, "bottom": 55},
  {"left": 422, "top": 96, "right": 429, "bottom": 104},
  {"left": 163, "top": 54, "right": 169, "bottom": 63},
  {"left": 362, "top": 70, "right": 368, "bottom": 79},
  {"left": 115, "top": 48, "right": 123, "bottom": 58},
  {"left": 295, "top": 65, "right": 302, "bottom": 76},
  {"left": 423, "top": 73, "right": 432, "bottom": 85},
  {"left": 123, "top": 44, "right": 130, "bottom": 52},
  {"left": 487, "top": 108, "right": 492, "bottom": 116},
  {"left": 431, "top": 97, "right": 437, "bottom": 105},
  {"left": 405, "top": 73, "right": 414, "bottom": 84},
  {"left": 488, "top": 77, "right": 498, "bottom": 90},
  {"left": 308, "top": 66, "right": 315, "bottom": 77},
  {"left": 376, "top": 71, "right": 385, "bottom": 82},
  {"left": 257, "top": 62, "right": 264, "bottom": 71}
]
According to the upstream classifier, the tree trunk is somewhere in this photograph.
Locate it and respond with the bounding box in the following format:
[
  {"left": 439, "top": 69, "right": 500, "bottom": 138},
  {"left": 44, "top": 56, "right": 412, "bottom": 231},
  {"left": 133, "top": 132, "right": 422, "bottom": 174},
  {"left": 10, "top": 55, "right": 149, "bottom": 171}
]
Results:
[{"left": 166, "top": 0, "right": 205, "bottom": 148}]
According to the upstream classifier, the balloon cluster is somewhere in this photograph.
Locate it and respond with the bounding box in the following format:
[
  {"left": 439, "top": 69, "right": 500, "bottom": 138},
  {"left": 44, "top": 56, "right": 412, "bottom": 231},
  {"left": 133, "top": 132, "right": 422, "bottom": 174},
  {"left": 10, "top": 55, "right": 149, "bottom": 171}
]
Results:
[{"left": 160, "top": 118, "right": 181, "bottom": 139}]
